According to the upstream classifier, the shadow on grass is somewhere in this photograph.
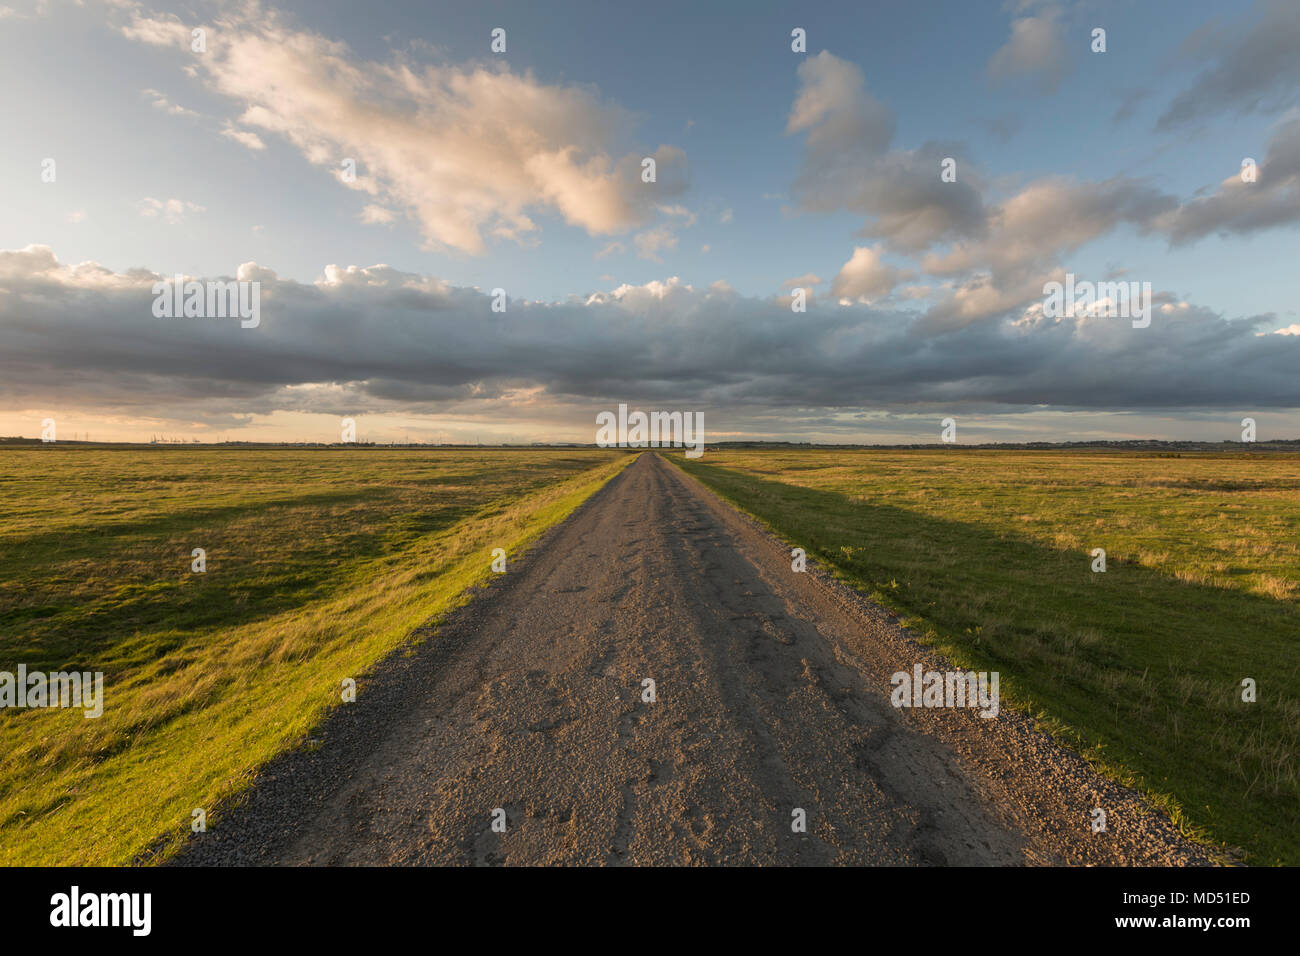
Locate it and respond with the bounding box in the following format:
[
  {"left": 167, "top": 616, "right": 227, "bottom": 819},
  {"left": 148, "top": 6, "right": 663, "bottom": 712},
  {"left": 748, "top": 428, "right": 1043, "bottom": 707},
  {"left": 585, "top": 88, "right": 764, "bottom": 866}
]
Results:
[
  {"left": 682, "top": 459, "right": 1300, "bottom": 865},
  {"left": 0, "top": 487, "right": 393, "bottom": 566},
  {"left": 0, "top": 487, "right": 479, "bottom": 672}
]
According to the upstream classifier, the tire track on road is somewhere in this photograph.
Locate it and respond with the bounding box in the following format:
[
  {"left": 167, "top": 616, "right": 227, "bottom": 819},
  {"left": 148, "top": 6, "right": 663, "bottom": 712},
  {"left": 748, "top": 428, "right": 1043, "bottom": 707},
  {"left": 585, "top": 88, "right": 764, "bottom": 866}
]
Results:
[{"left": 172, "top": 452, "right": 1214, "bottom": 866}]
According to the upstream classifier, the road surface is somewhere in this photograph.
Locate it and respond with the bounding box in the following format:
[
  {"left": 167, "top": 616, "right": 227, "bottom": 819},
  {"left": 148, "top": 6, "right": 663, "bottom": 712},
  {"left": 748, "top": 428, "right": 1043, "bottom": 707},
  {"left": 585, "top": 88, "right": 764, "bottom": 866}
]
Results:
[{"left": 173, "top": 452, "right": 1212, "bottom": 866}]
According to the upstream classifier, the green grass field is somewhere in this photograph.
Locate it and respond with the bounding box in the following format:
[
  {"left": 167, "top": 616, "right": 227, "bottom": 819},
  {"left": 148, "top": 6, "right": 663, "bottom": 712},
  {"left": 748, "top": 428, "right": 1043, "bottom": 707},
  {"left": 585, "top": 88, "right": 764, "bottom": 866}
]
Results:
[
  {"left": 675, "top": 448, "right": 1300, "bottom": 865},
  {"left": 5, "top": 444, "right": 1295, "bottom": 865},
  {"left": 0, "top": 445, "right": 630, "bottom": 865}
]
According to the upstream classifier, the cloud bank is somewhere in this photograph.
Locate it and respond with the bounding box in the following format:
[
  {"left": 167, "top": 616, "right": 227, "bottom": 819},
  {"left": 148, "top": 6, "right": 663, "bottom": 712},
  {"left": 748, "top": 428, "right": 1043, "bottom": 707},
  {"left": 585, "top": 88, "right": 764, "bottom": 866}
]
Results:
[{"left": 2, "top": 246, "right": 1297, "bottom": 431}]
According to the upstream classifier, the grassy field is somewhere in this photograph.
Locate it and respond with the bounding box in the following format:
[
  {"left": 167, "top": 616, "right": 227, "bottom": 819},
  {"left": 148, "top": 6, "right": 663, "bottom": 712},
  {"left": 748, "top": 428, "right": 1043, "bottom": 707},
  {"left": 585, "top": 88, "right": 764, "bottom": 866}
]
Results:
[
  {"left": 675, "top": 448, "right": 1300, "bottom": 865},
  {"left": 0, "top": 445, "right": 630, "bottom": 865}
]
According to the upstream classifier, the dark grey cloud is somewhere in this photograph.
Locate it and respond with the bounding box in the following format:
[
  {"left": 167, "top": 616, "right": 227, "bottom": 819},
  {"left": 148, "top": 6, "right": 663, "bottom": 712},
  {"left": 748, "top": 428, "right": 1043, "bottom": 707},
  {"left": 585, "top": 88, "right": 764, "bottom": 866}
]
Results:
[
  {"left": 786, "top": 52, "right": 988, "bottom": 253},
  {"left": 1112, "top": 88, "right": 1151, "bottom": 124},
  {"left": 1158, "top": 0, "right": 1300, "bottom": 130},
  {"left": 982, "top": 114, "right": 1024, "bottom": 143},
  {"left": 2, "top": 246, "right": 1298, "bottom": 424},
  {"left": 918, "top": 177, "right": 1178, "bottom": 316},
  {"left": 1157, "top": 115, "right": 1300, "bottom": 244}
]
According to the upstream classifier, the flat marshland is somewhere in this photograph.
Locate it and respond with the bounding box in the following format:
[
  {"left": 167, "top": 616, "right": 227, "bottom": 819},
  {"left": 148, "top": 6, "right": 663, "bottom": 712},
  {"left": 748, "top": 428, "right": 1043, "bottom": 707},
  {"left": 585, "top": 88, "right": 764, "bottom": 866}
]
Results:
[
  {"left": 3, "top": 444, "right": 1295, "bottom": 866},
  {"left": 0, "top": 446, "right": 628, "bottom": 864},
  {"left": 676, "top": 448, "right": 1300, "bottom": 864}
]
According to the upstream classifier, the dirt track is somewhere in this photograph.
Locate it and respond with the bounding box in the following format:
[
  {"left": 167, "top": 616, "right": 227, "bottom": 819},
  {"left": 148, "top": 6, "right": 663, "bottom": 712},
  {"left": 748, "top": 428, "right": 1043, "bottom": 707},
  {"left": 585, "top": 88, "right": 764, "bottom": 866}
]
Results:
[{"left": 173, "top": 452, "right": 1213, "bottom": 866}]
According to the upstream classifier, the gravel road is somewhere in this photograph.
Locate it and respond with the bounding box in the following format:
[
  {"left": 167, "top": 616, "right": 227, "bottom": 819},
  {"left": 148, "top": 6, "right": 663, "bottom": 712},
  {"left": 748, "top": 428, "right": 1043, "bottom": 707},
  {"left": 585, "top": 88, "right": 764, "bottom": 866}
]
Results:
[{"left": 171, "top": 452, "right": 1214, "bottom": 866}]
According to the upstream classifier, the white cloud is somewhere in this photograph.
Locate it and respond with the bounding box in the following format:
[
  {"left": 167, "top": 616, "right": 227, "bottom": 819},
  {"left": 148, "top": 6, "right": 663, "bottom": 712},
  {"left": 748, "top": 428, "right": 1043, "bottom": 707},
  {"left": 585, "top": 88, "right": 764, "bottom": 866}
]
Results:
[
  {"left": 831, "top": 246, "right": 902, "bottom": 301},
  {"left": 915, "top": 269, "right": 1062, "bottom": 336},
  {"left": 634, "top": 226, "right": 678, "bottom": 261},
  {"left": 120, "top": 6, "right": 688, "bottom": 255},
  {"left": 138, "top": 197, "right": 205, "bottom": 224},
  {"left": 988, "top": 3, "right": 1068, "bottom": 92},
  {"left": 220, "top": 122, "right": 266, "bottom": 151},
  {"left": 121, "top": 12, "right": 190, "bottom": 48},
  {"left": 142, "top": 88, "right": 197, "bottom": 118},
  {"left": 657, "top": 204, "right": 697, "bottom": 227},
  {"left": 360, "top": 204, "right": 396, "bottom": 225}
]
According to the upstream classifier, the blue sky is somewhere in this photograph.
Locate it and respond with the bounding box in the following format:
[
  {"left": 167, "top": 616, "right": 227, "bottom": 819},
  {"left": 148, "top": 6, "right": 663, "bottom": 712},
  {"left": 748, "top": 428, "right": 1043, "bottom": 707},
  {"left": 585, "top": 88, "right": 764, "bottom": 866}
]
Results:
[{"left": 2, "top": 0, "right": 1298, "bottom": 443}]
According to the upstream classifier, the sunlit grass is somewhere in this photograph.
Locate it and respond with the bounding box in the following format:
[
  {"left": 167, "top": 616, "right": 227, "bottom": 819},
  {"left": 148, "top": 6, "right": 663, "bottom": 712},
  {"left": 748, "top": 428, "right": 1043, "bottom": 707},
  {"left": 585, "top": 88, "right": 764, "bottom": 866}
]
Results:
[{"left": 0, "top": 446, "right": 630, "bottom": 865}]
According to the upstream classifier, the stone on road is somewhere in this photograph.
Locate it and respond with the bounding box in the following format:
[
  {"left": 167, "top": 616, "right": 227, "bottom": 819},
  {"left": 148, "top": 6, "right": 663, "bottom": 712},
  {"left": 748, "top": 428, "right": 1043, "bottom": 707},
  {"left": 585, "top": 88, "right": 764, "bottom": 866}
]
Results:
[{"left": 174, "top": 452, "right": 1212, "bottom": 867}]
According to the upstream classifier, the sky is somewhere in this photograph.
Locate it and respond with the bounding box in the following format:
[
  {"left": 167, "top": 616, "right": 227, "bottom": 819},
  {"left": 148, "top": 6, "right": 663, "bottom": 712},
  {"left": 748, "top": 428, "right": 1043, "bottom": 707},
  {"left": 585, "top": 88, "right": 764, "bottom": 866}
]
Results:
[{"left": 2, "top": 0, "right": 1299, "bottom": 444}]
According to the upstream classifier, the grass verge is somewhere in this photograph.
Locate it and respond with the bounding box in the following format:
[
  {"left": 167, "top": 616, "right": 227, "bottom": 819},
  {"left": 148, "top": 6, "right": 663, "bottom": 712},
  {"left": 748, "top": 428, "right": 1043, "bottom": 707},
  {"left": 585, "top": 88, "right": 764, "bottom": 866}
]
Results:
[
  {"left": 672, "top": 448, "right": 1299, "bottom": 865},
  {"left": 0, "top": 447, "right": 631, "bottom": 865}
]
